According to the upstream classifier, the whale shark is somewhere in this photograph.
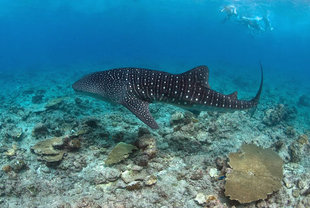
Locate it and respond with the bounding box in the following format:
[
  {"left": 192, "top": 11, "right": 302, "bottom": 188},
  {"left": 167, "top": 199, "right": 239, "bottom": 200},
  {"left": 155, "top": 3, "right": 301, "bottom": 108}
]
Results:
[{"left": 73, "top": 64, "right": 263, "bottom": 129}]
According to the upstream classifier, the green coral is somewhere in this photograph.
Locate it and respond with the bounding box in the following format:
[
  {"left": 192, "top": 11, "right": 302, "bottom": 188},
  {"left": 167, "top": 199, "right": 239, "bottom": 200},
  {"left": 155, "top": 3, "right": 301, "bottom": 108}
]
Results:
[
  {"left": 225, "top": 144, "right": 283, "bottom": 204},
  {"left": 105, "top": 142, "right": 137, "bottom": 165}
]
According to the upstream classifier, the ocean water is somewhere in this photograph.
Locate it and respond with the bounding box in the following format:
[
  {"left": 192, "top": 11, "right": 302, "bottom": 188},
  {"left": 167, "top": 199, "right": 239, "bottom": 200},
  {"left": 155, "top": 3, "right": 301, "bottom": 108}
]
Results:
[{"left": 0, "top": 0, "right": 310, "bottom": 207}]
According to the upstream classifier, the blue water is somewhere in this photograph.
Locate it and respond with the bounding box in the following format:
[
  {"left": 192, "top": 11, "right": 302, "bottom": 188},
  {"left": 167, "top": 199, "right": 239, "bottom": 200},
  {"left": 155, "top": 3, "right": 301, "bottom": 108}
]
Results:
[{"left": 1, "top": 0, "right": 310, "bottom": 77}]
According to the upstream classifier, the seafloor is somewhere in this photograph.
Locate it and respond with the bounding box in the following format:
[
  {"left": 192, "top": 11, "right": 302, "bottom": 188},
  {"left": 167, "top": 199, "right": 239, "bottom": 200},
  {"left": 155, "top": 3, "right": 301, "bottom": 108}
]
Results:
[{"left": 0, "top": 64, "right": 309, "bottom": 208}]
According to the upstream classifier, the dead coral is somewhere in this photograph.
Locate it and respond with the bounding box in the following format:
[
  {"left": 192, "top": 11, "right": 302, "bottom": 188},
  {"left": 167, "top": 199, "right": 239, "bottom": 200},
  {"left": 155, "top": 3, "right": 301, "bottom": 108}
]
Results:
[
  {"left": 225, "top": 144, "right": 283, "bottom": 204},
  {"left": 105, "top": 142, "right": 137, "bottom": 165}
]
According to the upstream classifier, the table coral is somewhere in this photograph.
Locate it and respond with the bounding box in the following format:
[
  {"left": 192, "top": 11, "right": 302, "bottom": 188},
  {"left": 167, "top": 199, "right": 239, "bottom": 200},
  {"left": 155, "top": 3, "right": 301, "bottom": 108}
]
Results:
[
  {"left": 105, "top": 142, "right": 137, "bottom": 165},
  {"left": 31, "top": 137, "right": 65, "bottom": 164},
  {"left": 225, "top": 144, "right": 283, "bottom": 204}
]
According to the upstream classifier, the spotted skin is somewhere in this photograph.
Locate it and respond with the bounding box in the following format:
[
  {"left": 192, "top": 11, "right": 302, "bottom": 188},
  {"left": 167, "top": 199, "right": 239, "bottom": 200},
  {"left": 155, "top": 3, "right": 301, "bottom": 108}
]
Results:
[{"left": 73, "top": 65, "right": 263, "bottom": 129}]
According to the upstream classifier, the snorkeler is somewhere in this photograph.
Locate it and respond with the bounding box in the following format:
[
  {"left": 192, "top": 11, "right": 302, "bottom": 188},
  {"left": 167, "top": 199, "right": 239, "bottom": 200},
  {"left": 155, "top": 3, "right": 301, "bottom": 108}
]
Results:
[
  {"left": 221, "top": 5, "right": 238, "bottom": 22},
  {"left": 262, "top": 15, "right": 274, "bottom": 31},
  {"left": 239, "top": 15, "right": 273, "bottom": 33},
  {"left": 239, "top": 16, "right": 264, "bottom": 32},
  {"left": 221, "top": 5, "right": 274, "bottom": 34}
]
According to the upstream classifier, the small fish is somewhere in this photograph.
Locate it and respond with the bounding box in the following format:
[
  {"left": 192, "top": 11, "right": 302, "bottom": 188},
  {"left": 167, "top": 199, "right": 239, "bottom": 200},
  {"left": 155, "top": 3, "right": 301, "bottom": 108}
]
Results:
[{"left": 73, "top": 64, "right": 263, "bottom": 129}]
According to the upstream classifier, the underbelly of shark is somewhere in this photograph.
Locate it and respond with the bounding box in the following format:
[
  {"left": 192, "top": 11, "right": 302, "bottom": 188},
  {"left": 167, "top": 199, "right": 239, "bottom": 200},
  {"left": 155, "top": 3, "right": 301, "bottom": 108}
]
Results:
[{"left": 72, "top": 64, "right": 263, "bottom": 129}]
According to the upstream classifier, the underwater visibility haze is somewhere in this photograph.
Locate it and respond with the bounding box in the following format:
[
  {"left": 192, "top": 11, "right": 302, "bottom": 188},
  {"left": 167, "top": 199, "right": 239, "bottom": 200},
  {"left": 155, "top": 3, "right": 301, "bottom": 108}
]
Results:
[{"left": 0, "top": 0, "right": 310, "bottom": 207}]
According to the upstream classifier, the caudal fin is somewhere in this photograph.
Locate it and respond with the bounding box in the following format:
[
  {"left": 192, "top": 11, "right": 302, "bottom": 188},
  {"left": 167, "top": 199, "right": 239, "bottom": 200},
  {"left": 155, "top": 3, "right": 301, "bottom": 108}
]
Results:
[
  {"left": 251, "top": 62, "right": 263, "bottom": 104},
  {"left": 248, "top": 63, "right": 263, "bottom": 116}
]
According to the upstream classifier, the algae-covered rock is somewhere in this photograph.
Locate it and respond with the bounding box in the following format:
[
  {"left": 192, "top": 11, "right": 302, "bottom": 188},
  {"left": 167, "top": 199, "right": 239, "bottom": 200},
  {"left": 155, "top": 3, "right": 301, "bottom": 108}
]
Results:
[
  {"left": 225, "top": 144, "right": 283, "bottom": 204},
  {"left": 105, "top": 142, "right": 137, "bottom": 165},
  {"left": 126, "top": 181, "right": 143, "bottom": 191},
  {"left": 121, "top": 169, "right": 147, "bottom": 183},
  {"left": 32, "top": 123, "right": 49, "bottom": 137},
  {"left": 144, "top": 175, "right": 157, "bottom": 186},
  {"left": 6, "top": 128, "right": 24, "bottom": 140}
]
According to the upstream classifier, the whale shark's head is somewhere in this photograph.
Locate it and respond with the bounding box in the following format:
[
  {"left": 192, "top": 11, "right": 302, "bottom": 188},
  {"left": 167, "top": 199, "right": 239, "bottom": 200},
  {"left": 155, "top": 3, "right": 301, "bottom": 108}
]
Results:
[{"left": 72, "top": 72, "right": 107, "bottom": 98}]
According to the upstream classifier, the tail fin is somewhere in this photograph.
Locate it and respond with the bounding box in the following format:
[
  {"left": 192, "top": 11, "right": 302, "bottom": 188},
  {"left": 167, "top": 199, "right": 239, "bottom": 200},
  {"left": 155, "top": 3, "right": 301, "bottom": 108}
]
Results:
[
  {"left": 251, "top": 62, "right": 264, "bottom": 104},
  {"left": 248, "top": 62, "right": 264, "bottom": 116}
]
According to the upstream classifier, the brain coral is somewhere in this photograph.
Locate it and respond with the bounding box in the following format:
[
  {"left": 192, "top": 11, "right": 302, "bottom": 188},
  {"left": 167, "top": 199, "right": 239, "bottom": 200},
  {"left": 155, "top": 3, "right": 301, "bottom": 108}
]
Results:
[{"left": 225, "top": 144, "right": 283, "bottom": 204}]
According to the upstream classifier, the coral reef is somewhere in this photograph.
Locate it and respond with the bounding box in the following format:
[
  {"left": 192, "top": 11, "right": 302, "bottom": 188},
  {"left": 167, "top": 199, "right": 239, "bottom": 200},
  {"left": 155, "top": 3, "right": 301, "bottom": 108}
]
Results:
[
  {"left": 0, "top": 68, "right": 309, "bottom": 208},
  {"left": 263, "top": 104, "right": 297, "bottom": 126}
]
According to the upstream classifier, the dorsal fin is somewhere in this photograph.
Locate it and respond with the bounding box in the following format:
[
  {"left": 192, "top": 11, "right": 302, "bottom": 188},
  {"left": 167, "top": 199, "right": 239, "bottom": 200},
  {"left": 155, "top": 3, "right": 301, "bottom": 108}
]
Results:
[
  {"left": 227, "top": 91, "right": 238, "bottom": 100},
  {"left": 181, "top": 65, "right": 210, "bottom": 88}
]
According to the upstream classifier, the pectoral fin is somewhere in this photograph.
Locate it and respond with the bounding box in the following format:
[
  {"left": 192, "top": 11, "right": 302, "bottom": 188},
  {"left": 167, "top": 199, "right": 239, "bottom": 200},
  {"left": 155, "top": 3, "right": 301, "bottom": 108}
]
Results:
[{"left": 121, "top": 95, "right": 159, "bottom": 129}]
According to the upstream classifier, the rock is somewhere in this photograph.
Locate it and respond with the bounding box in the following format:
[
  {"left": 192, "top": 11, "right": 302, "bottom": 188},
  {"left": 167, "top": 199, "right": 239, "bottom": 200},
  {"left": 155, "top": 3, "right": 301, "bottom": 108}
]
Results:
[
  {"left": 67, "top": 139, "right": 81, "bottom": 150},
  {"left": 297, "top": 134, "right": 309, "bottom": 145},
  {"left": 209, "top": 168, "right": 219, "bottom": 178},
  {"left": 83, "top": 117, "right": 99, "bottom": 128},
  {"left": 128, "top": 164, "right": 143, "bottom": 171},
  {"left": 75, "top": 97, "right": 83, "bottom": 105},
  {"left": 57, "top": 202, "right": 72, "bottom": 208},
  {"left": 105, "top": 142, "right": 137, "bottom": 165},
  {"left": 45, "top": 97, "right": 65, "bottom": 110},
  {"left": 283, "top": 177, "right": 293, "bottom": 189},
  {"left": 263, "top": 104, "right": 297, "bottom": 126},
  {"left": 190, "top": 169, "right": 203, "bottom": 180},
  {"left": 292, "top": 189, "right": 300, "bottom": 198},
  {"left": 137, "top": 134, "right": 157, "bottom": 159},
  {"left": 144, "top": 175, "right": 157, "bottom": 186},
  {"left": 2, "top": 165, "right": 12, "bottom": 173},
  {"left": 126, "top": 181, "right": 143, "bottom": 191},
  {"left": 138, "top": 127, "right": 150, "bottom": 137},
  {"left": 134, "top": 154, "right": 149, "bottom": 167},
  {"left": 11, "top": 159, "right": 27, "bottom": 173},
  {"left": 32, "top": 123, "right": 49, "bottom": 137},
  {"left": 121, "top": 170, "right": 147, "bottom": 184},
  {"left": 195, "top": 193, "right": 206, "bottom": 205},
  {"left": 5, "top": 145, "right": 17, "bottom": 157},
  {"left": 298, "top": 95, "right": 310, "bottom": 107},
  {"left": 103, "top": 168, "right": 121, "bottom": 182},
  {"left": 288, "top": 140, "right": 304, "bottom": 163},
  {"left": 32, "top": 94, "right": 44, "bottom": 104},
  {"left": 26, "top": 185, "right": 39, "bottom": 196},
  {"left": 285, "top": 126, "right": 296, "bottom": 137},
  {"left": 206, "top": 195, "right": 217, "bottom": 203},
  {"left": 41, "top": 166, "right": 51, "bottom": 173},
  {"left": 298, "top": 180, "right": 306, "bottom": 190},
  {"left": 6, "top": 128, "right": 24, "bottom": 140},
  {"left": 170, "top": 112, "right": 185, "bottom": 125}
]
